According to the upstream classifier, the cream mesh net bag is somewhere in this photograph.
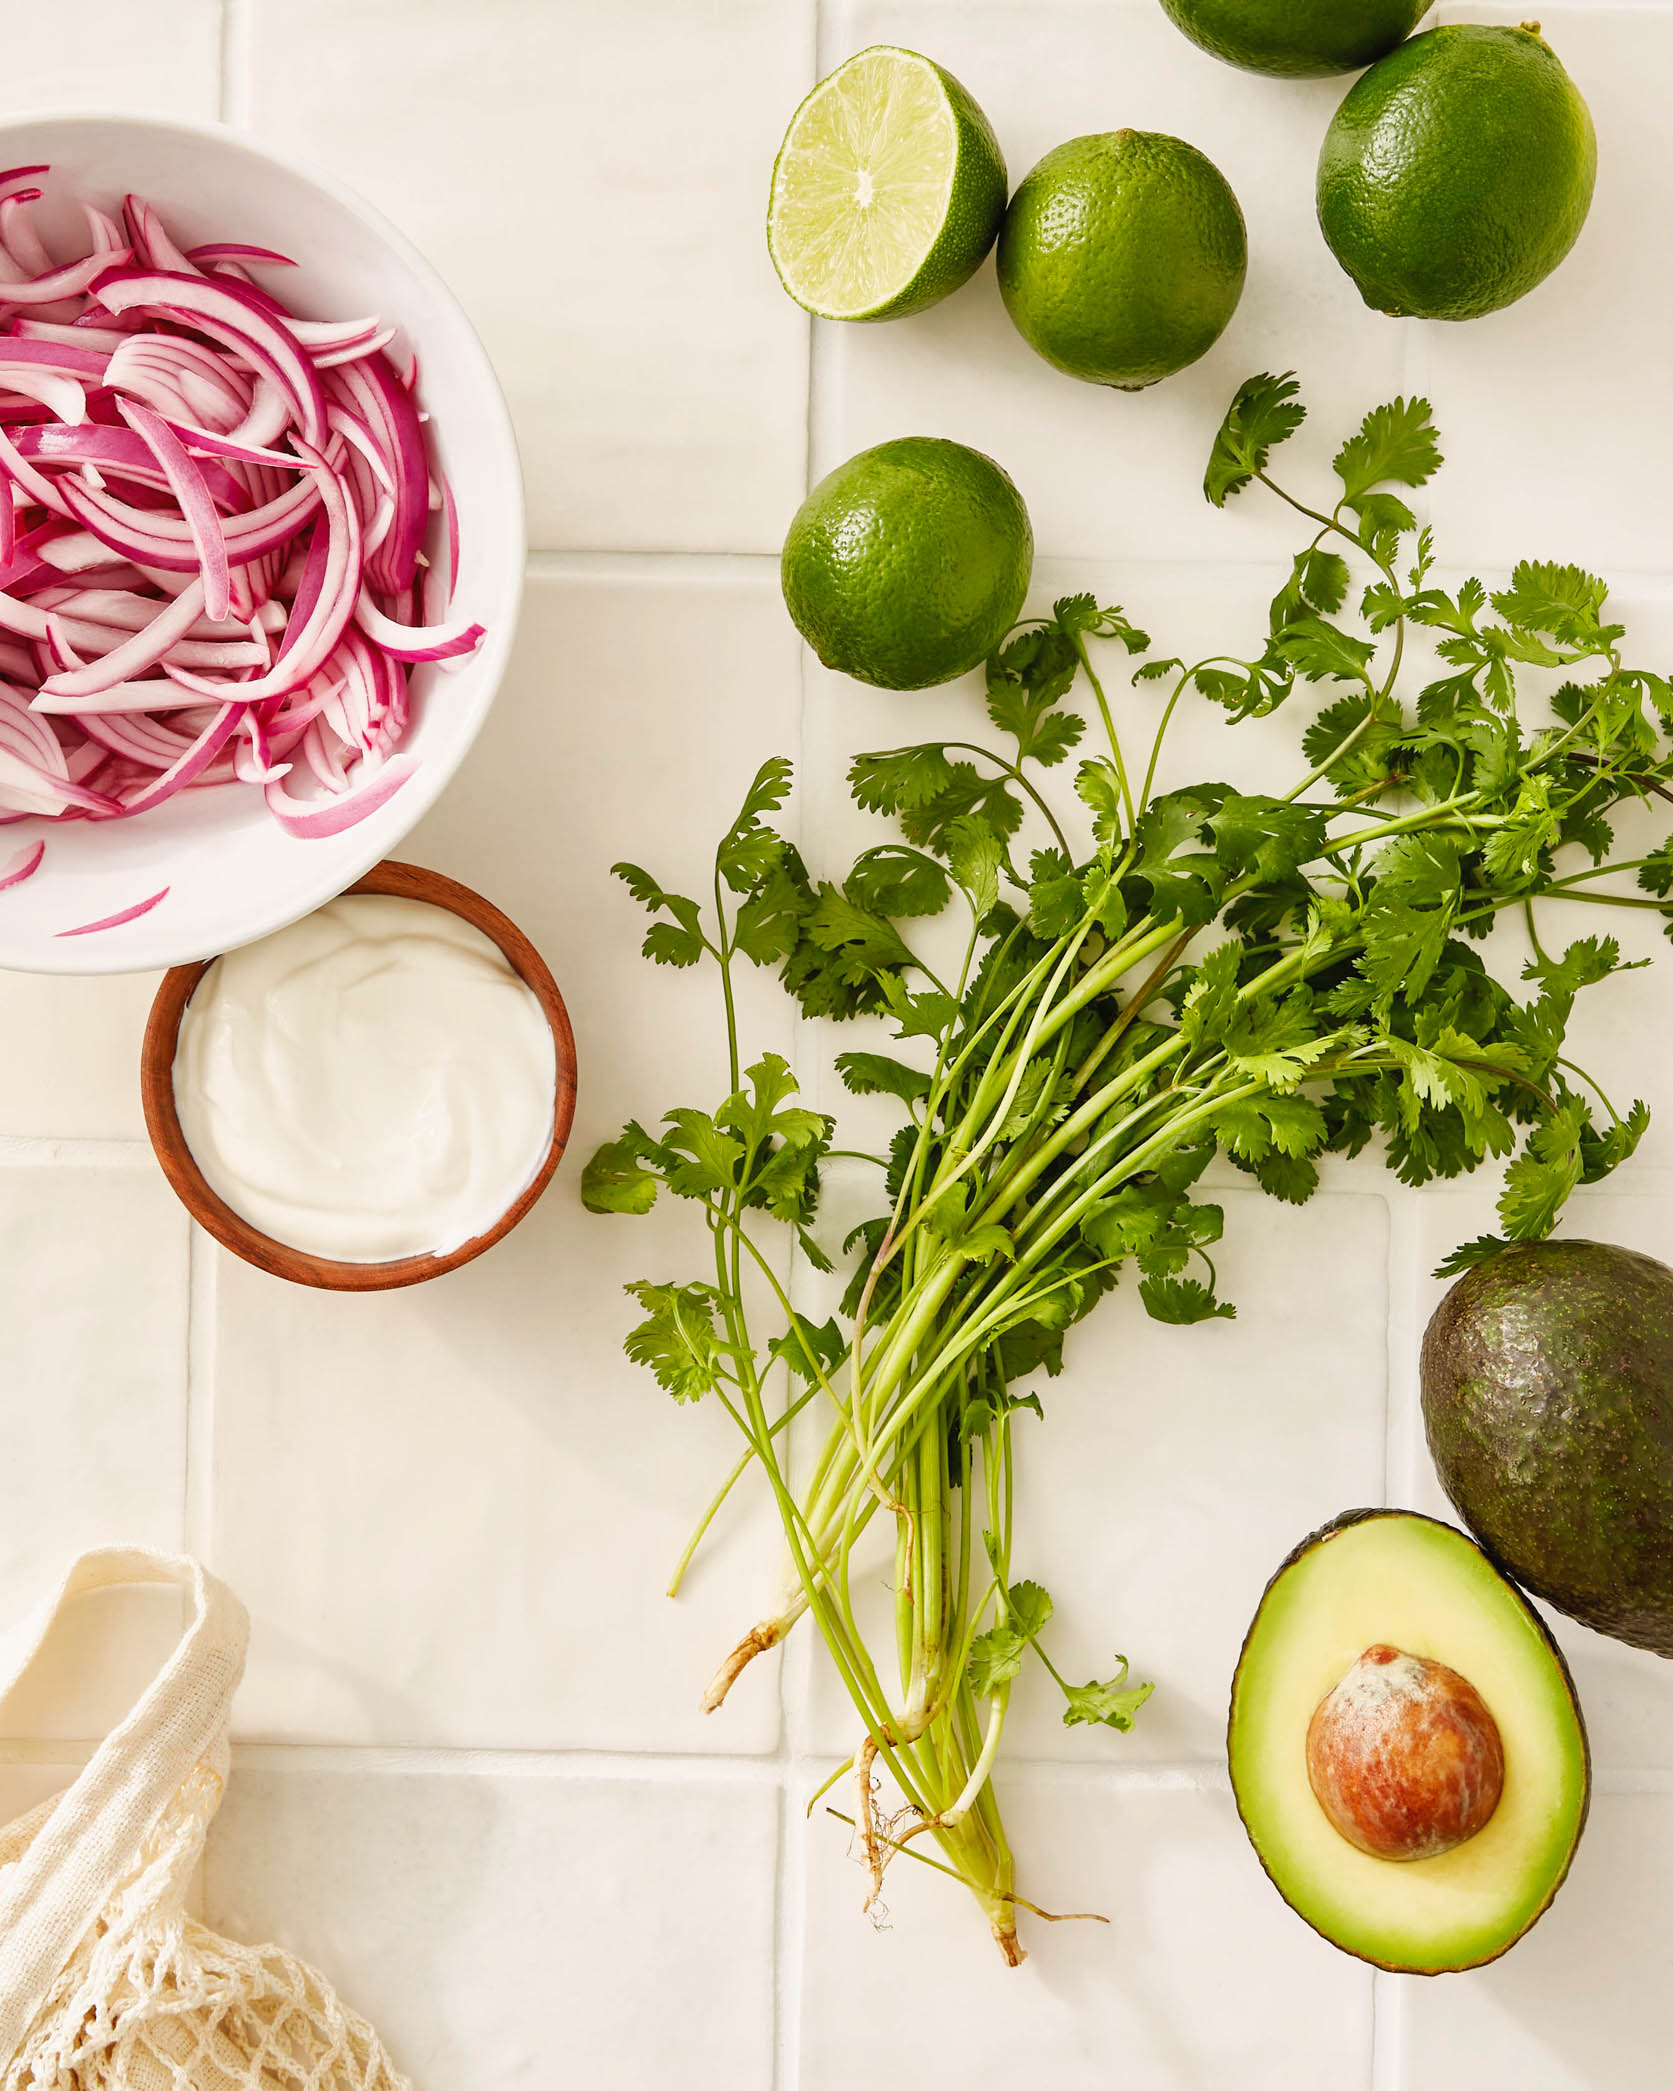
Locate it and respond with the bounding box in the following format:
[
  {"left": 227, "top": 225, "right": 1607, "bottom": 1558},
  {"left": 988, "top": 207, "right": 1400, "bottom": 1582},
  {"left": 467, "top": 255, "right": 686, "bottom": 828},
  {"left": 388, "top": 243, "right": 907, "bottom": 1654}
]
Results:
[{"left": 0, "top": 1547, "right": 408, "bottom": 2091}]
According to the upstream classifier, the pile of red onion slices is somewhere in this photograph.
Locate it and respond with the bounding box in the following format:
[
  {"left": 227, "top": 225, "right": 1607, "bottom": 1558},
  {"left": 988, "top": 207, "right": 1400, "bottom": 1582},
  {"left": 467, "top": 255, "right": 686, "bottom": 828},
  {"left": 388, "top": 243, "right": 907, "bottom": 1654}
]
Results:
[{"left": 0, "top": 165, "right": 484, "bottom": 915}]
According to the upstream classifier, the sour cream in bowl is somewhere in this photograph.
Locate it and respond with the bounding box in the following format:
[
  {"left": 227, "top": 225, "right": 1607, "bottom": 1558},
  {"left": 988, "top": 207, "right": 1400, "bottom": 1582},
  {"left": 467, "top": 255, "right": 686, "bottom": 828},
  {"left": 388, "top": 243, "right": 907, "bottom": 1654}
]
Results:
[{"left": 141, "top": 861, "right": 576, "bottom": 1289}]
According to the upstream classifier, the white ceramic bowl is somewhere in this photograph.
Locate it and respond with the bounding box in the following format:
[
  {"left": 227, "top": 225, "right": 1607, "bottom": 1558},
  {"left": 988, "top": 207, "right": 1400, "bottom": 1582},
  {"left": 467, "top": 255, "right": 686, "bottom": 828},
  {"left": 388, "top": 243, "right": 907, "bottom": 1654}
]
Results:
[{"left": 0, "top": 111, "right": 523, "bottom": 975}]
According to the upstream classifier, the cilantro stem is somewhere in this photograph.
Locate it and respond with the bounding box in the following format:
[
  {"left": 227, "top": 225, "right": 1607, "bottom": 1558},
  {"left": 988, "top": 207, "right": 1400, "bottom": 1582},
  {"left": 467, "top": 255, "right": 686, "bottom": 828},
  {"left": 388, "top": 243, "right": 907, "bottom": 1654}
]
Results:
[
  {"left": 1071, "top": 633, "right": 1136, "bottom": 835},
  {"left": 667, "top": 1379, "right": 823, "bottom": 1597}
]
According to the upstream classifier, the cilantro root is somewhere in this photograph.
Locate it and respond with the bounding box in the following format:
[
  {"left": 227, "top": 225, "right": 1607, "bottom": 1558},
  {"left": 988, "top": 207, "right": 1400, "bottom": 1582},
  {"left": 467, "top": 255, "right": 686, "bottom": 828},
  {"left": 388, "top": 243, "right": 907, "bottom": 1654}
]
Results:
[{"left": 584, "top": 373, "right": 1672, "bottom": 1959}]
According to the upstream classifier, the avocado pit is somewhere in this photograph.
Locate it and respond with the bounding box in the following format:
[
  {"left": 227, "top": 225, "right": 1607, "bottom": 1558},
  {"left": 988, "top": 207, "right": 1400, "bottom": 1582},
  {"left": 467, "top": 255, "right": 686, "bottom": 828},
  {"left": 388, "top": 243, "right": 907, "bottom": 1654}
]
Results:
[{"left": 1305, "top": 1644, "right": 1505, "bottom": 1861}]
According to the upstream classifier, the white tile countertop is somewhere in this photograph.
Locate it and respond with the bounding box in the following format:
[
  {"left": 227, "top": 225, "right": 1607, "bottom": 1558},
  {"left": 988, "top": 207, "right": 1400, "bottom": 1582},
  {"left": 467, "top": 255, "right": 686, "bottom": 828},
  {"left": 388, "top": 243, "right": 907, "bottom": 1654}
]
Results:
[{"left": 3, "top": 3, "right": 1673, "bottom": 2087}]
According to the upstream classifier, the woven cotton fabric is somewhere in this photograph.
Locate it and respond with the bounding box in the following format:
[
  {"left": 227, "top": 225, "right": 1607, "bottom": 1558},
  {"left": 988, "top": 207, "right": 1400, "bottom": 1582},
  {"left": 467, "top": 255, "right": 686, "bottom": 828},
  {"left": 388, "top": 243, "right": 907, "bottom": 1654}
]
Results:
[{"left": 0, "top": 1549, "right": 408, "bottom": 2091}]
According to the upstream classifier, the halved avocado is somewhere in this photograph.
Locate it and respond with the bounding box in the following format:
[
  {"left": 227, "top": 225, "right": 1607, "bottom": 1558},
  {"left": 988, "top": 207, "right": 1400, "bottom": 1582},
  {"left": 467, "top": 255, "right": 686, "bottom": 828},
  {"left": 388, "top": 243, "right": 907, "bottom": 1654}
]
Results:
[{"left": 1228, "top": 1509, "right": 1589, "bottom": 1974}]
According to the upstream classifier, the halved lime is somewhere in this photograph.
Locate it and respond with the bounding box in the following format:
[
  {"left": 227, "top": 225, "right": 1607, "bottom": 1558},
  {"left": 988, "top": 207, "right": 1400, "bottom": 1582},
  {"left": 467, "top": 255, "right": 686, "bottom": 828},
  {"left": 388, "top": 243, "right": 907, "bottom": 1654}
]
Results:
[{"left": 767, "top": 46, "right": 1007, "bottom": 323}]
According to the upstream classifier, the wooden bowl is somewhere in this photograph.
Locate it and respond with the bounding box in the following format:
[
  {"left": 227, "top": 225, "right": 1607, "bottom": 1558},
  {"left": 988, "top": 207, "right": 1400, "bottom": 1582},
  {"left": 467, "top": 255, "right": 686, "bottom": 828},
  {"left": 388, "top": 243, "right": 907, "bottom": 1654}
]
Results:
[{"left": 140, "top": 860, "right": 578, "bottom": 1291}]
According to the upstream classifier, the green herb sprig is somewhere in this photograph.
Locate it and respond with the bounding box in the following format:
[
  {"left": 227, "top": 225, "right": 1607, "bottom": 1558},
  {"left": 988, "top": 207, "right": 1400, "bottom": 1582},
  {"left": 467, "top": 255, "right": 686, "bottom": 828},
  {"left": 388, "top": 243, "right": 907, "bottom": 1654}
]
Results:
[{"left": 584, "top": 374, "right": 1672, "bottom": 1962}]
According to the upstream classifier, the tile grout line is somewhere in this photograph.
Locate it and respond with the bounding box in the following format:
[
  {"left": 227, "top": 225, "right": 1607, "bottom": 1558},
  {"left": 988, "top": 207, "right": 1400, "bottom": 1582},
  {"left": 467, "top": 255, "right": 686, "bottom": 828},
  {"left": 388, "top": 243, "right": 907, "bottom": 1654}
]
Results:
[
  {"left": 1367, "top": 302, "right": 1435, "bottom": 2091},
  {"left": 5, "top": 1729, "right": 1667, "bottom": 1792},
  {"left": 770, "top": 8, "right": 825, "bottom": 2084},
  {"left": 521, "top": 546, "right": 1673, "bottom": 594},
  {"left": 218, "top": 0, "right": 253, "bottom": 130},
  {"left": 182, "top": 1225, "right": 217, "bottom": 1562}
]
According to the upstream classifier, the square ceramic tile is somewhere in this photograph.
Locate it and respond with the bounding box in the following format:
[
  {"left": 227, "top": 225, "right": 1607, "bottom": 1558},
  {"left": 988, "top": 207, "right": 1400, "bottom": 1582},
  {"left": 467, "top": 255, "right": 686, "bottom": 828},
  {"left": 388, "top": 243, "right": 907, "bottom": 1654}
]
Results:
[
  {"left": 1424, "top": 8, "right": 1673, "bottom": 573},
  {"left": 208, "top": 569, "right": 807, "bottom": 1751},
  {"left": 0, "top": 1165, "right": 190, "bottom": 1740},
  {"left": 798, "top": 1772, "right": 1371, "bottom": 2089},
  {"left": 818, "top": 0, "right": 1413, "bottom": 564},
  {"left": 0, "top": 975, "right": 158, "bottom": 1141},
  {"left": 0, "top": 1, "right": 220, "bottom": 118},
  {"left": 207, "top": 1760, "right": 778, "bottom": 2091},
  {"left": 1394, "top": 1795, "right": 1673, "bottom": 2091},
  {"left": 1409, "top": 1184, "right": 1673, "bottom": 1774},
  {"left": 243, "top": 0, "right": 814, "bottom": 554}
]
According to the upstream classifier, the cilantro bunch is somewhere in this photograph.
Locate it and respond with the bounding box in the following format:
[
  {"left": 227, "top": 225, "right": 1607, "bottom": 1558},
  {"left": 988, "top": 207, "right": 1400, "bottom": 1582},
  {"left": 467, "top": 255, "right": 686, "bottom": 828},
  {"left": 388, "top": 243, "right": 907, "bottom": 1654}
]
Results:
[{"left": 583, "top": 374, "right": 1672, "bottom": 1962}]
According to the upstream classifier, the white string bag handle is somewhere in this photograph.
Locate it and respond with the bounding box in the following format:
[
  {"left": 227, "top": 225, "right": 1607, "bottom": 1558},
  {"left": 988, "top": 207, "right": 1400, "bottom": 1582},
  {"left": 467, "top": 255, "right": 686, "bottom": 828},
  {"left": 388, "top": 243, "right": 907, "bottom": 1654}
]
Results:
[
  {"left": 0, "top": 1548, "right": 407, "bottom": 2091},
  {"left": 0, "top": 1547, "right": 244, "bottom": 2060}
]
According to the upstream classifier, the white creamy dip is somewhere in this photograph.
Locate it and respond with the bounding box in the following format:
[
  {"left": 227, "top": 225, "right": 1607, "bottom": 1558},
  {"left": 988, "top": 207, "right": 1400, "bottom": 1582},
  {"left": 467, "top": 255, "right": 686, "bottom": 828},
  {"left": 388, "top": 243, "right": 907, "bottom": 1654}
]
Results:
[{"left": 174, "top": 893, "right": 557, "bottom": 1262}]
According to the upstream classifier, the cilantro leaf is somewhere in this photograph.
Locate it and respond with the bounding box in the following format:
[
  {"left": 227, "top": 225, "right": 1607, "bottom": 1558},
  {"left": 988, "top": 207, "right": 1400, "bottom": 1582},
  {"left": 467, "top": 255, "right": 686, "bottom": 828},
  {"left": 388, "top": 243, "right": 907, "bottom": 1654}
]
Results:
[
  {"left": 1433, "top": 1234, "right": 1510, "bottom": 1279},
  {"left": 1499, "top": 1099, "right": 1588, "bottom": 1241},
  {"left": 767, "top": 1313, "right": 845, "bottom": 1385},
  {"left": 945, "top": 813, "right": 1003, "bottom": 916},
  {"left": 1006, "top": 1580, "right": 1054, "bottom": 1639},
  {"left": 1274, "top": 616, "right": 1375, "bottom": 686},
  {"left": 1130, "top": 786, "right": 1228, "bottom": 925},
  {"left": 1027, "top": 848, "right": 1086, "bottom": 939},
  {"left": 716, "top": 757, "right": 793, "bottom": 894},
  {"left": 581, "top": 1126, "right": 662, "bottom": 1215},
  {"left": 834, "top": 1051, "right": 931, "bottom": 1105},
  {"left": 1061, "top": 1656, "right": 1154, "bottom": 1732},
  {"left": 1138, "top": 1274, "right": 1236, "bottom": 1324},
  {"left": 968, "top": 1625, "right": 1026, "bottom": 1697},
  {"left": 1205, "top": 371, "right": 1305, "bottom": 507},
  {"left": 1333, "top": 396, "right": 1442, "bottom": 504},
  {"left": 844, "top": 844, "right": 951, "bottom": 919},
  {"left": 986, "top": 620, "right": 1086, "bottom": 766},
  {"left": 614, "top": 861, "right": 709, "bottom": 967},
  {"left": 1490, "top": 561, "right": 1610, "bottom": 646},
  {"left": 733, "top": 854, "right": 813, "bottom": 965},
  {"left": 623, "top": 1280, "right": 732, "bottom": 1403}
]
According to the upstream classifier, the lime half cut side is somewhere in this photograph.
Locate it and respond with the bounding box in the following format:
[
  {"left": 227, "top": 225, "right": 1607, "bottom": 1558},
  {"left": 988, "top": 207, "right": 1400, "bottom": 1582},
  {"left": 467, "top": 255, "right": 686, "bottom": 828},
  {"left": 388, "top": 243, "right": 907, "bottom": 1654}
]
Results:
[{"left": 767, "top": 45, "right": 1007, "bottom": 322}]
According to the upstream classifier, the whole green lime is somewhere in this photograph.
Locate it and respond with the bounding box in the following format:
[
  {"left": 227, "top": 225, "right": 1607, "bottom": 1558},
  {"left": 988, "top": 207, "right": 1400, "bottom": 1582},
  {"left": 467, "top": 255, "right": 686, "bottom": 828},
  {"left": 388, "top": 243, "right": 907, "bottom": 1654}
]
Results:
[
  {"left": 781, "top": 438, "right": 1032, "bottom": 690},
  {"left": 997, "top": 132, "right": 1247, "bottom": 390},
  {"left": 1318, "top": 24, "right": 1596, "bottom": 321},
  {"left": 1159, "top": 0, "right": 1427, "bottom": 76}
]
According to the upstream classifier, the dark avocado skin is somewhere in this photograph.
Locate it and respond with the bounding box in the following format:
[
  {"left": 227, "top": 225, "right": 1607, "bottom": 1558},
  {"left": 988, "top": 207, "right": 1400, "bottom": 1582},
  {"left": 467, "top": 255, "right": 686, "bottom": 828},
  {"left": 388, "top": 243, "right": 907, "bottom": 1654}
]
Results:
[
  {"left": 1423, "top": 1241, "right": 1673, "bottom": 1656},
  {"left": 1227, "top": 1508, "right": 1591, "bottom": 1974},
  {"left": 1317, "top": 25, "right": 1596, "bottom": 320},
  {"left": 1158, "top": 0, "right": 1426, "bottom": 78}
]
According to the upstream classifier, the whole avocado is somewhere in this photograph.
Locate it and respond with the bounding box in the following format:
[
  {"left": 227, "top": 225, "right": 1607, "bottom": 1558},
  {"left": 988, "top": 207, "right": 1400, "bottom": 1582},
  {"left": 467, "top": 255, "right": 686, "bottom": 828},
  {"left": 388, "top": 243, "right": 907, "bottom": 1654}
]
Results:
[{"left": 1422, "top": 1240, "right": 1673, "bottom": 1656}]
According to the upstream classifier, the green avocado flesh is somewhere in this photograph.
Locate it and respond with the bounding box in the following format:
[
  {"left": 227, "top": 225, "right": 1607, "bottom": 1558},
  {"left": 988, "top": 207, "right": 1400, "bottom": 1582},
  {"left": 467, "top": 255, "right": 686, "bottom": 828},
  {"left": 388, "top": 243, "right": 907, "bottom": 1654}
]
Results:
[
  {"left": 1422, "top": 1240, "right": 1673, "bottom": 1655},
  {"left": 1229, "top": 1511, "right": 1589, "bottom": 1974}
]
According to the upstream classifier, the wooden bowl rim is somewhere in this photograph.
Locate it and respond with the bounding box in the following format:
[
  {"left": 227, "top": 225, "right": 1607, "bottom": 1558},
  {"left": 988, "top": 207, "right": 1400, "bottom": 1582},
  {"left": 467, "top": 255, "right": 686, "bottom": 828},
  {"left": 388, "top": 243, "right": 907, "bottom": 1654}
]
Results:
[{"left": 140, "top": 859, "right": 578, "bottom": 1292}]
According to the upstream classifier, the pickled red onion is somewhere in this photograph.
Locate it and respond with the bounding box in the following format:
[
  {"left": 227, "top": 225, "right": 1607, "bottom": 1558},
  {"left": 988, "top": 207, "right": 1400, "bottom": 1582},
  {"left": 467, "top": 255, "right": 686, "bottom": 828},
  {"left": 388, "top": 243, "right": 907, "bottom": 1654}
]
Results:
[{"left": 0, "top": 166, "right": 483, "bottom": 900}]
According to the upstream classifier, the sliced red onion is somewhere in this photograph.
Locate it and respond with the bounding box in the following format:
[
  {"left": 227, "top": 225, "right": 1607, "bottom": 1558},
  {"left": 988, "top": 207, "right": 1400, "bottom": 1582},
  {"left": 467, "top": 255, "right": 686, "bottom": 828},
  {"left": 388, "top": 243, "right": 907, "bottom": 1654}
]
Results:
[
  {"left": 227, "top": 379, "right": 293, "bottom": 451},
  {"left": 161, "top": 419, "right": 298, "bottom": 470},
  {"left": 0, "top": 339, "right": 110, "bottom": 379},
  {"left": 119, "top": 699, "right": 243, "bottom": 812},
  {"left": 92, "top": 267, "right": 328, "bottom": 444},
  {"left": 352, "top": 586, "right": 483, "bottom": 664},
  {"left": 0, "top": 684, "right": 64, "bottom": 769},
  {"left": 14, "top": 425, "right": 245, "bottom": 508},
  {"left": 58, "top": 464, "right": 324, "bottom": 570},
  {"left": 0, "top": 835, "right": 43, "bottom": 889},
  {"left": 265, "top": 751, "right": 416, "bottom": 838},
  {"left": 0, "top": 171, "right": 476, "bottom": 846},
  {"left": 7, "top": 249, "right": 133, "bottom": 307},
  {"left": 56, "top": 885, "right": 169, "bottom": 936},
  {"left": 38, "top": 578, "right": 208, "bottom": 700},
  {"left": 166, "top": 438, "right": 358, "bottom": 702},
  {"left": 117, "top": 397, "right": 231, "bottom": 619},
  {"left": 326, "top": 354, "right": 426, "bottom": 591},
  {"left": 188, "top": 241, "right": 298, "bottom": 270},
  {"left": 0, "top": 742, "right": 119, "bottom": 816},
  {"left": 124, "top": 195, "right": 200, "bottom": 276},
  {"left": 14, "top": 318, "right": 126, "bottom": 351}
]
